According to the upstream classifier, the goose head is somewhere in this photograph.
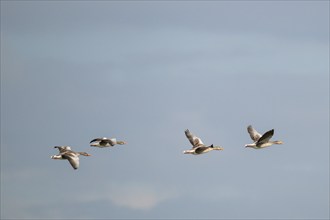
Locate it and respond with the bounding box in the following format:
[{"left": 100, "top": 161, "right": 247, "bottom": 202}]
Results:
[
  {"left": 117, "top": 141, "right": 127, "bottom": 145},
  {"left": 273, "top": 140, "right": 283, "bottom": 145},
  {"left": 78, "top": 152, "right": 92, "bottom": 156},
  {"left": 212, "top": 145, "right": 224, "bottom": 151}
]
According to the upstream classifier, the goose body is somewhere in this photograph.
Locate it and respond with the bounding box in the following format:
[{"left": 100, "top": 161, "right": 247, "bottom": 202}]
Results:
[
  {"left": 245, "top": 125, "right": 283, "bottom": 149},
  {"left": 183, "top": 129, "right": 223, "bottom": 155},
  {"left": 90, "top": 137, "right": 127, "bottom": 148},
  {"left": 51, "top": 146, "right": 91, "bottom": 170}
]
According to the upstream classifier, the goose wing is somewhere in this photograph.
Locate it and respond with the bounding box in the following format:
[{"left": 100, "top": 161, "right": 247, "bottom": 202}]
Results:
[
  {"left": 185, "top": 129, "right": 205, "bottom": 148},
  {"left": 90, "top": 138, "right": 104, "bottom": 143},
  {"left": 247, "top": 125, "right": 262, "bottom": 142},
  {"left": 67, "top": 156, "right": 79, "bottom": 170},
  {"left": 62, "top": 152, "right": 80, "bottom": 170},
  {"left": 63, "top": 146, "right": 72, "bottom": 151},
  {"left": 54, "top": 146, "right": 71, "bottom": 153},
  {"left": 257, "top": 129, "right": 274, "bottom": 145}
]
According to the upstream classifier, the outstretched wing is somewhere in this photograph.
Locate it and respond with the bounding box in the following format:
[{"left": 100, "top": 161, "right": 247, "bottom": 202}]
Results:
[
  {"left": 54, "top": 146, "right": 71, "bottom": 153},
  {"left": 185, "top": 129, "right": 205, "bottom": 148},
  {"left": 90, "top": 138, "right": 103, "bottom": 143},
  {"left": 62, "top": 152, "right": 80, "bottom": 170},
  {"left": 257, "top": 129, "right": 274, "bottom": 145},
  {"left": 67, "top": 156, "right": 79, "bottom": 170},
  {"left": 247, "top": 125, "right": 262, "bottom": 142}
]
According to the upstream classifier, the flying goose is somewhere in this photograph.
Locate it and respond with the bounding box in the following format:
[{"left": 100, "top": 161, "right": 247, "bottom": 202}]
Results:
[
  {"left": 90, "top": 137, "right": 127, "bottom": 148},
  {"left": 183, "top": 129, "right": 224, "bottom": 155},
  {"left": 245, "top": 125, "right": 283, "bottom": 149},
  {"left": 50, "top": 146, "right": 91, "bottom": 170}
]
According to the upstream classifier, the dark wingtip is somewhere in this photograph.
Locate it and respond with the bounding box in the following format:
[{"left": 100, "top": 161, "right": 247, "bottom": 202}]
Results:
[
  {"left": 90, "top": 139, "right": 98, "bottom": 143},
  {"left": 265, "top": 129, "right": 274, "bottom": 136}
]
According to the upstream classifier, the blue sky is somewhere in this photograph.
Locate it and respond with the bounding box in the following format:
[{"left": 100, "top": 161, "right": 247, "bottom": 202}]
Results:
[{"left": 1, "top": 1, "right": 329, "bottom": 219}]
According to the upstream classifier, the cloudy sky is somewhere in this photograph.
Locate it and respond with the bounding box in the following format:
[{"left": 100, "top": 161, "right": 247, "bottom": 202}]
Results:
[{"left": 1, "top": 1, "right": 329, "bottom": 219}]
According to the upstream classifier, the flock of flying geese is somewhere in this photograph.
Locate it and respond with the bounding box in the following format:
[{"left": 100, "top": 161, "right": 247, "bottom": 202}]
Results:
[{"left": 50, "top": 125, "right": 284, "bottom": 170}]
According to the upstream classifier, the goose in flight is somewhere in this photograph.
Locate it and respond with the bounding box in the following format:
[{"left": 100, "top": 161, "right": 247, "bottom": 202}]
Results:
[
  {"left": 183, "top": 129, "right": 224, "bottom": 155},
  {"left": 245, "top": 125, "right": 283, "bottom": 149},
  {"left": 51, "top": 146, "right": 91, "bottom": 170},
  {"left": 90, "top": 137, "right": 127, "bottom": 148}
]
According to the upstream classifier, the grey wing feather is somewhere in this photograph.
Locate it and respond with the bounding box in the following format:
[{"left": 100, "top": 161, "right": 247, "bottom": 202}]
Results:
[
  {"left": 185, "top": 129, "right": 204, "bottom": 148},
  {"left": 247, "top": 125, "right": 262, "bottom": 142},
  {"left": 66, "top": 155, "right": 79, "bottom": 170},
  {"left": 55, "top": 146, "right": 70, "bottom": 153},
  {"left": 257, "top": 129, "right": 274, "bottom": 145},
  {"left": 60, "top": 151, "right": 79, "bottom": 169},
  {"left": 63, "top": 146, "right": 72, "bottom": 151},
  {"left": 90, "top": 138, "right": 103, "bottom": 143}
]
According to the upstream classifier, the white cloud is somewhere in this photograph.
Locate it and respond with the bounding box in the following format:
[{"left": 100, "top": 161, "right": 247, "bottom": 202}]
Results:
[
  {"left": 108, "top": 184, "right": 173, "bottom": 210},
  {"left": 77, "top": 181, "right": 178, "bottom": 211}
]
